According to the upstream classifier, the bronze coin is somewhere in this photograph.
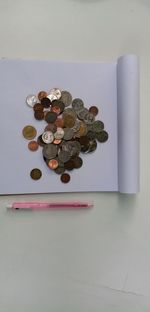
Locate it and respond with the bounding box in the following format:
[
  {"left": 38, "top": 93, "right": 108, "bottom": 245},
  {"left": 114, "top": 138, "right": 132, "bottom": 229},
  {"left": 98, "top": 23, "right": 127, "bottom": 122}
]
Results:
[
  {"left": 37, "top": 135, "right": 46, "bottom": 147},
  {"left": 45, "top": 111, "right": 57, "bottom": 123},
  {"left": 63, "top": 114, "right": 76, "bottom": 128},
  {"left": 55, "top": 118, "right": 65, "bottom": 128},
  {"left": 44, "top": 123, "right": 57, "bottom": 133},
  {"left": 28, "top": 140, "right": 39, "bottom": 151},
  {"left": 33, "top": 103, "right": 44, "bottom": 111},
  {"left": 79, "top": 135, "right": 89, "bottom": 146},
  {"left": 38, "top": 91, "right": 48, "bottom": 101},
  {"left": 60, "top": 173, "right": 70, "bottom": 183},
  {"left": 51, "top": 105, "right": 61, "bottom": 115},
  {"left": 73, "top": 156, "right": 83, "bottom": 169},
  {"left": 22, "top": 125, "right": 37, "bottom": 140},
  {"left": 41, "top": 97, "right": 51, "bottom": 108},
  {"left": 64, "top": 160, "right": 75, "bottom": 171},
  {"left": 48, "top": 159, "right": 59, "bottom": 170},
  {"left": 89, "top": 106, "right": 99, "bottom": 116},
  {"left": 34, "top": 110, "right": 44, "bottom": 120},
  {"left": 30, "top": 168, "right": 42, "bottom": 180},
  {"left": 51, "top": 100, "right": 65, "bottom": 113},
  {"left": 96, "top": 130, "right": 108, "bottom": 143}
]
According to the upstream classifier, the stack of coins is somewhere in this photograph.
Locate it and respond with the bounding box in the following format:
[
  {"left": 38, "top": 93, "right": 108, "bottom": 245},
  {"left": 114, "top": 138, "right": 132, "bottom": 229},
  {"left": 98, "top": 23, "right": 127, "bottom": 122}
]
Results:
[{"left": 23, "top": 88, "right": 109, "bottom": 183}]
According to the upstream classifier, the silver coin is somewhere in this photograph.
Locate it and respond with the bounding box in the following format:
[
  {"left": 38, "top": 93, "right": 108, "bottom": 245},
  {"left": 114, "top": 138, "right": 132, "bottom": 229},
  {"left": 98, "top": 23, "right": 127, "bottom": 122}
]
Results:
[
  {"left": 43, "top": 144, "right": 58, "bottom": 159},
  {"left": 67, "top": 141, "right": 81, "bottom": 156},
  {"left": 26, "top": 94, "right": 38, "bottom": 108},
  {"left": 58, "top": 150, "right": 71, "bottom": 163},
  {"left": 92, "top": 120, "right": 104, "bottom": 133},
  {"left": 61, "top": 91, "right": 72, "bottom": 107},
  {"left": 77, "top": 108, "right": 89, "bottom": 120},
  {"left": 72, "top": 98, "right": 84, "bottom": 111},
  {"left": 72, "top": 120, "right": 81, "bottom": 132},
  {"left": 54, "top": 127, "right": 64, "bottom": 140},
  {"left": 47, "top": 88, "right": 61, "bottom": 102},
  {"left": 62, "top": 107, "right": 77, "bottom": 118},
  {"left": 42, "top": 131, "right": 54, "bottom": 144},
  {"left": 83, "top": 112, "right": 95, "bottom": 124},
  {"left": 63, "top": 128, "right": 74, "bottom": 140}
]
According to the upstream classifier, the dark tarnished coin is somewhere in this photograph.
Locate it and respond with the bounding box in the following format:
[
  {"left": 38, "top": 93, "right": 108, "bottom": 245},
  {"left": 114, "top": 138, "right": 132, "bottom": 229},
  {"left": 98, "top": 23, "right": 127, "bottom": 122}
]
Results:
[
  {"left": 64, "top": 159, "right": 75, "bottom": 171},
  {"left": 44, "top": 123, "right": 57, "bottom": 133},
  {"left": 96, "top": 130, "right": 109, "bottom": 143},
  {"left": 45, "top": 111, "right": 57, "bottom": 123},
  {"left": 73, "top": 156, "right": 83, "bottom": 169},
  {"left": 28, "top": 140, "right": 39, "bottom": 151},
  {"left": 79, "top": 135, "right": 89, "bottom": 146},
  {"left": 83, "top": 112, "right": 95, "bottom": 124},
  {"left": 87, "top": 131, "right": 96, "bottom": 140},
  {"left": 92, "top": 120, "right": 104, "bottom": 132},
  {"left": 63, "top": 128, "right": 74, "bottom": 140},
  {"left": 72, "top": 98, "right": 84, "bottom": 111},
  {"left": 63, "top": 114, "right": 75, "bottom": 128},
  {"left": 37, "top": 135, "right": 46, "bottom": 147},
  {"left": 38, "top": 91, "right": 48, "bottom": 101},
  {"left": 22, "top": 125, "right": 37, "bottom": 140},
  {"left": 77, "top": 108, "right": 89, "bottom": 120},
  {"left": 51, "top": 100, "right": 65, "bottom": 113},
  {"left": 88, "top": 139, "right": 97, "bottom": 153},
  {"left": 60, "top": 173, "right": 70, "bottom": 183},
  {"left": 58, "top": 150, "right": 70, "bottom": 163},
  {"left": 55, "top": 166, "right": 65, "bottom": 175},
  {"left": 34, "top": 110, "right": 44, "bottom": 120},
  {"left": 89, "top": 106, "right": 99, "bottom": 116},
  {"left": 30, "top": 168, "right": 42, "bottom": 180},
  {"left": 33, "top": 103, "right": 44, "bottom": 111},
  {"left": 61, "top": 90, "right": 72, "bottom": 107},
  {"left": 41, "top": 97, "right": 51, "bottom": 108},
  {"left": 63, "top": 107, "right": 76, "bottom": 118},
  {"left": 43, "top": 144, "right": 58, "bottom": 159}
]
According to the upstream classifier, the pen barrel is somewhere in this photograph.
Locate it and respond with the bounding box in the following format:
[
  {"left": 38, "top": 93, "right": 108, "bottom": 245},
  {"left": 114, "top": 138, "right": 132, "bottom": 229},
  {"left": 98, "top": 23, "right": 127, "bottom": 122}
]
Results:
[{"left": 12, "top": 201, "right": 93, "bottom": 209}]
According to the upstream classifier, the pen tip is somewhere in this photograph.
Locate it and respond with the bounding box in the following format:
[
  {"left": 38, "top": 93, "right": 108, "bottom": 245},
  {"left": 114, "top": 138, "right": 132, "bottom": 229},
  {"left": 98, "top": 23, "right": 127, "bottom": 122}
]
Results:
[{"left": 6, "top": 204, "right": 12, "bottom": 209}]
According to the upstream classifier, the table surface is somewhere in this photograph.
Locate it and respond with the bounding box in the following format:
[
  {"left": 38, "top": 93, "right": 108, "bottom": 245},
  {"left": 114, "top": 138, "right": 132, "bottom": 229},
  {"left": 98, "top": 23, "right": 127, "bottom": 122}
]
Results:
[{"left": 0, "top": 0, "right": 149, "bottom": 311}]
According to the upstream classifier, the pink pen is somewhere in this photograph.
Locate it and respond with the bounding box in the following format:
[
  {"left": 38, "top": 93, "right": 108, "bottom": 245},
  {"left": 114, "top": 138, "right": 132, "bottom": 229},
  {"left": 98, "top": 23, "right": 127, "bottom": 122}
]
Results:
[{"left": 7, "top": 201, "right": 93, "bottom": 210}]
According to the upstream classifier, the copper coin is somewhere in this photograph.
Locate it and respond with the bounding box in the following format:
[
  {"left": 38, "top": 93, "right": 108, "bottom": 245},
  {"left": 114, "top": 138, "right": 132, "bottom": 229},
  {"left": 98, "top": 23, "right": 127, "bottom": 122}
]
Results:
[
  {"left": 22, "top": 125, "right": 37, "bottom": 140},
  {"left": 55, "top": 118, "right": 64, "bottom": 128},
  {"left": 48, "top": 159, "right": 59, "bottom": 170},
  {"left": 73, "top": 156, "right": 83, "bottom": 169},
  {"left": 34, "top": 110, "right": 44, "bottom": 120},
  {"left": 38, "top": 91, "right": 48, "bottom": 101},
  {"left": 28, "top": 140, "right": 39, "bottom": 151},
  {"left": 51, "top": 105, "right": 61, "bottom": 115},
  {"left": 33, "top": 103, "right": 44, "bottom": 111},
  {"left": 30, "top": 168, "right": 42, "bottom": 180},
  {"left": 45, "top": 123, "right": 57, "bottom": 133},
  {"left": 64, "top": 160, "right": 74, "bottom": 171},
  {"left": 60, "top": 173, "right": 70, "bottom": 183},
  {"left": 51, "top": 100, "right": 65, "bottom": 113},
  {"left": 41, "top": 97, "right": 51, "bottom": 108},
  {"left": 89, "top": 106, "right": 99, "bottom": 116},
  {"left": 63, "top": 114, "right": 76, "bottom": 128},
  {"left": 45, "top": 112, "right": 57, "bottom": 123},
  {"left": 53, "top": 139, "right": 62, "bottom": 145}
]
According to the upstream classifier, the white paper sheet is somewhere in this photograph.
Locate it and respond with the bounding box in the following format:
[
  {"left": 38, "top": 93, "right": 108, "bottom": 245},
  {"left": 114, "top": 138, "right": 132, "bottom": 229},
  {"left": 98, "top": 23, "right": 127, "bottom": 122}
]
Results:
[{"left": 0, "top": 55, "right": 139, "bottom": 194}]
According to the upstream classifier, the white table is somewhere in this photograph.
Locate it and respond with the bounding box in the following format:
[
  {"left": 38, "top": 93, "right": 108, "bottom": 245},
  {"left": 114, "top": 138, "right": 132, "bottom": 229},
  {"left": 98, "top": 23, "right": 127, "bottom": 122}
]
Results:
[{"left": 0, "top": 0, "right": 149, "bottom": 311}]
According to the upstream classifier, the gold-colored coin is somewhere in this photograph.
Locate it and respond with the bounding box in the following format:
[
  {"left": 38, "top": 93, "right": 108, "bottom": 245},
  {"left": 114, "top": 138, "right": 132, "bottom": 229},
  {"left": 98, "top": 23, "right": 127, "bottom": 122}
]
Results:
[
  {"left": 22, "top": 125, "right": 37, "bottom": 140},
  {"left": 30, "top": 168, "right": 42, "bottom": 180}
]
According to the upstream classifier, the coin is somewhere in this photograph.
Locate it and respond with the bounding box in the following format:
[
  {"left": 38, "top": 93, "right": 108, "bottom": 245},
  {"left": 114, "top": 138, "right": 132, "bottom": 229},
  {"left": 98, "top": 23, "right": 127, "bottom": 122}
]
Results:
[
  {"left": 51, "top": 105, "right": 61, "bottom": 115},
  {"left": 63, "top": 128, "right": 74, "bottom": 140},
  {"left": 53, "top": 139, "right": 62, "bottom": 145},
  {"left": 72, "top": 120, "right": 80, "bottom": 132},
  {"left": 79, "top": 135, "right": 89, "bottom": 146},
  {"left": 63, "top": 114, "right": 75, "bottom": 128},
  {"left": 47, "top": 88, "right": 61, "bottom": 101},
  {"left": 28, "top": 140, "right": 39, "bottom": 151},
  {"left": 26, "top": 94, "right": 38, "bottom": 108},
  {"left": 96, "top": 130, "right": 108, "bottom": 142},
  {"left": 45, "top": 112, "right": 57, "bottom": 123},
  {"left": 42, "top": 131, "right": 54, "bottom": 144},
  {"left": 75, "top": 121, "right": 87, "bottom": 137},
  {"left": 63, "top": 108, "right": 76, "bottom": 118},
  {"left": 52, "top": 100, "right": 65, "bottom": 113},
  {"left": 41, "top": 97, "right": 51, "bottom": 108},
  {"left": 61, "top": 91, "right": 72, "bottom": 107},
  {"left": 48, "top": 159, "right": 59, "bottom": 170},
  {"left": 33, "top": 103, "right": 44, "bottom": 111},
  {"left": 30, "top": 168, "right": 42, "bottom": 180},
  {"left": 73, "top": 156, "right": 83, "bottom": 169},
  {"left": 92, "top": 120, "right": 104, "bottom": 132},
  {"left": 89, "top": 106, "right": 99, "bottom": 116},
  {"left": 58, "top": 150, "right": 70, "bottom": 163},
  {"left": 64, "top": 159, "right": 74, "bottom": 171},
  {"left": 34, "top": 110, "right": 44, "bottom": 120},
  {"left": 22, "top": 125, "right": 37, "bottom": 140},
  {"left": 72, "top": 98, "right": 84, "bottom": 111},
  {"left": 60, "top": 173, "right": 70, "bottom": 183},
  {"left": 38, "top": 91, "right": 48, "bottom": 101},
  {"left": 55, "top": 166, "right": 65, "bottom": 175},
  {"left": 44, "top": 123, "right": 57, "bottom": 133},
  {"left": 54, "top": 127, "right": 64, "bottom": 140},
  {"left": 55, "top": 117, "right": 64, "bottom": 128},
  {"left": 37, "top": 135, "right": 46, "bottom": 147},
  {"left": 83, "top": 112, "right": 95, "bottom": 124},
  {"left": 88, "top": 139, "right": 97, "bottom": 153},
  {"left": 77, "top": 108, "right": 89, "bottom": 120},
  {"left": 43, "top": 144, "right": 58, "bottom": 159}
]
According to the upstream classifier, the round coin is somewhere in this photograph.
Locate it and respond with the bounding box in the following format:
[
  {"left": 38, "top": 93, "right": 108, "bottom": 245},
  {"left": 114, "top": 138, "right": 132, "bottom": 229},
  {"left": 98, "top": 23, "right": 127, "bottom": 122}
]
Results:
[
  {"left": 42, "top": 131, "right": 54, "bottom": 144},
  {"left": 47, "top": 88, "right": 61, "bottom": 101},
  {"left": 92, "top": 120, "right": 104, "bottom": 132},
  {"left": 96, "top": 130, "right": 108, "bottom": 143},
  {"left": 61, "top": 90, "right": 72, "bottom": 107},
  {"left": 22, "top": 125, "right": 37, "bottom": 140},
  {"left": 64, "top": 159, "right": 75, "bottom": 171},
  {"left": 48, "top": 159, "right": 59, "bottom": 170},
  {"left": 51, "top": 105, "right": 61, "bottom": 115},
  {"left": 26, "top": 94, "right": 38, "bottom": 108},
  {"left": 43, "top": 144, "right": 58, "bottom": 159},
  {"left": 44, "top": 123, "right": 57, "bottom": 133},
  {"left": 72, "top": 98, "right": 84, "bottom": 111},
  {"left": 58, "top": 150, "right": 71, "bottom": 163},
  {"left": 51, "top": 100, "right": 65, "bottom": 113},
  {"left": 83, "top": 112, "right": 95, "bottom": 124},
  {"left": 60, "top": 173, "right": 70, "bottom": 183},
  {"left": 89, "top": 106, "right": 99, "bottom": 116},
  {"left": 55, "top": 117, "right": 65, "bottom": 128},
  {"left": 28, "top": 140, "right": 39, "bottom": 151},
  {"left": 34, "top": 110, "right": 44, "bottom": 120},
  {"left": 63, "top": 114, "right": 76, "bottom": 128},
  {"left": 73, "top": 156, "right": 83, "bottom": 169},
  {"left": 38, "top": 91, "right": 48, "bottom": 101},
  {"left": 30, "top": 168, "right": 42, "bottom": 180},
  {"left": 54, "top": 127, "right": 64, "bottom": 140},
  {"left": 41, "top": 97, "right": 51, "bottom": 108},
  {"left": 77, "top": 108, "right": 89, "bottom": 120},
  {"left": 33, "top": 103, "right": 44, "bottom": 111},
  {"left": 63, "top": 128, "right": 74, "bottom": 140},
  {"left": 45, "top": 111, "right": 57, "bottom": 123},
  {"left": 55, "top": 166, "right": 65, "bottom": 175}
]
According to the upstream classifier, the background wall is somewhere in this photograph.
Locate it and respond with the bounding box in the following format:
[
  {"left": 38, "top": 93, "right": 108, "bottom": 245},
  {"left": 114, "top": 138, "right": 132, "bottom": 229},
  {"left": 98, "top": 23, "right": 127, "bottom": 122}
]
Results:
[{"left": 0, "top": 0, "right": 150, "bottom": 311}]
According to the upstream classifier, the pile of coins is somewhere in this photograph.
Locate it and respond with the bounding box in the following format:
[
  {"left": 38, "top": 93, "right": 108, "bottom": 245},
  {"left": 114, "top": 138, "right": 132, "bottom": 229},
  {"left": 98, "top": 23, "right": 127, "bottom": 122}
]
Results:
[{"left": 22, "top": 88, "right": 108, "bottom": 183}]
